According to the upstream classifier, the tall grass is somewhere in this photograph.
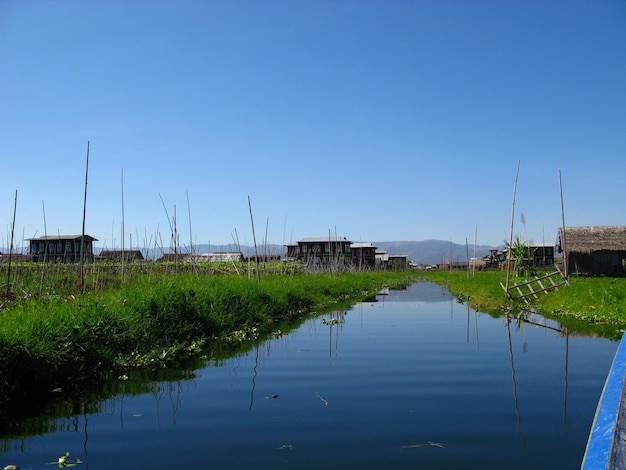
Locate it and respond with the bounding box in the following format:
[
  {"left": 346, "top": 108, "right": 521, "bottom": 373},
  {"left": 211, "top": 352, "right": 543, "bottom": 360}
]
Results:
[
  {"left": 0, "top": 270, "right": 416, "bottom": 414},
  {"left": 420, "top": 270, "right": 626, "bottom": 336}
]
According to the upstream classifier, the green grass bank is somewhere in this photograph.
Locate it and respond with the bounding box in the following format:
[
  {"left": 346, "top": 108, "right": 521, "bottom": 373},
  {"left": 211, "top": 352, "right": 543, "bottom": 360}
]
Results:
[
  {"left": 0, "top": 271, "right": 416, "bottom": 415},
  {"left": 420, "top": 270, "right": 626, "bottom": 338}
]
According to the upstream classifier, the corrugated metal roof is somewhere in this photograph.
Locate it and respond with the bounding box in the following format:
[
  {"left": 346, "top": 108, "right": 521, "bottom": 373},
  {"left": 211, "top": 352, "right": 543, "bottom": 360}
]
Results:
[
  {"left": 351, "top": 242, "right": 376, "bottom": 249},
  {"left": 28, "top": 234, "right": 98, "bottom": 241},
  {"left": 300, "top": 236, "right": 351, "bottom": 243}
]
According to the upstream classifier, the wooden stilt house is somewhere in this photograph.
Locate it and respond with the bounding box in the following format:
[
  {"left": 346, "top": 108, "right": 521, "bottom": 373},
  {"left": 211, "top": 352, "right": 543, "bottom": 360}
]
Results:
[{"left": 28, "top": 235, "right": 98, "bottom": 263}]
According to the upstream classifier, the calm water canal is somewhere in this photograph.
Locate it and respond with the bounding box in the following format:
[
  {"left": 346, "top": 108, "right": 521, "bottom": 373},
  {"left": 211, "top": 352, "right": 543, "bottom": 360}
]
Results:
[{"left": 1, "top": 282, "right": 620, "bottom": 469}]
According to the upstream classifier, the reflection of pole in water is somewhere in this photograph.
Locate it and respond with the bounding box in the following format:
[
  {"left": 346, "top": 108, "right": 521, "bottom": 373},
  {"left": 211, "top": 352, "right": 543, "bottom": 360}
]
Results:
[
  {"left": 83, "top": 413, "right": 89, "bottom": 457},
  {"left": 249, "top": 344, "right": 259, "bottom": 411},
  {"left": 450, "top": 297, "right": 453, "bottom": 320},
  {"left": 325, "top": 310, "right": 345, "bottom": 357},
  {"left": 466, "top": 303, "right": 480, "bottom": 349},
  {"left": 474, "top": 310, "right": 480, "bottom": 351},
  {"left": 563, "top": 327, "right": 569, "bottom": 424},
  {"left": 153, "top": 384, "right": 162, "bottom": 428},
  {"left": 466, "top": 303, "right": 470, "bottom": 343},
  {"left": 168, "top": 381, "right": 182, "bottom": 426},
  {"left": 508, "top": 314, "right": 569, "bottom": 425},
  {"left": 120, "top": 395, "right": 125, "bottom": 430},
  {"left": 506, "top": 314, "right": 527, "bottom": 448}
]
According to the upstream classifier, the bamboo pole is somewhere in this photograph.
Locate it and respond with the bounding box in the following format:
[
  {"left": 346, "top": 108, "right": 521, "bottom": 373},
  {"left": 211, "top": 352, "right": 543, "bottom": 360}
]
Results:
[
  {"left": 465, "top": 237, "right": 470, "bottom": 279},
  {"left": 328, "top": 229, "right": 333, "bottom": 275},
  {"left": 121, "top": 168, "right": 125, "bottom": 283},
  {"left": 158, "top": 194, "right": 178, "bottom": 273},
  {"left": 5, "top": 190, "right": 17, "bottom": 300},
  {"left": 474, "top": 224, "right": 477, "bottom": 276},
  {"left": 505, "top": 160, "right": 521, "bottom": 293},
  {"left": 173, "top": 204, "right": 178, "bottom": 274},
  {"left": 80, "top": 141, "right": 90, "bottom": 292},
  {"left": 186, "top": 190, "right": 195, "bottom": 270},
  {"left": 264, "top": 216, "right": 269, "bottom": 265},
  {"left": 39, "top": 200, "right": 49, "bottom": 297},
  {"left": 248, "top": 196, "right": 260, "bottom": 282},
  {"left": 559, "top": 170, "right": 568, "bottom": 278}
]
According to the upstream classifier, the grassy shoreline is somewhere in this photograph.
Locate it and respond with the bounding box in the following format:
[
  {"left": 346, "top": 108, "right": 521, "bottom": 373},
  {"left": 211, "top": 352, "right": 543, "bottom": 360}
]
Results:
[
  {"left": 419, "top": 270, "right": 626, "bottom": 338},
  {"left": 4, "top": 266, "right": 622, "bottom": 419},
  {"left": 0, "top": 271, "right": 417, "bottom": 416}
]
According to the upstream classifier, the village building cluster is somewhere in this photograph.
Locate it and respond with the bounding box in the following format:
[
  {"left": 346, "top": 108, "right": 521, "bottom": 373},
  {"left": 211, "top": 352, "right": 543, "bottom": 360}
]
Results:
[
  {"left": 159, "top": 236, "right": 409, "bottom": 271},
  {"left": 1, "top": 226, "right": 624, "bottom": 276},
  {"left": 284, "top": 236, "right": 408, "bottom": 270},
  {"left": 1, "top": 234, "right": 408, "bottom": 271}
]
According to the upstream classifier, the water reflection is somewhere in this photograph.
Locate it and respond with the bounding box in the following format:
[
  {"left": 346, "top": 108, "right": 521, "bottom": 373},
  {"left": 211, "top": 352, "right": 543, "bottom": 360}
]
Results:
[
  {"left": 506, "top": 314, "right": 527, "bottom": 448},
  {"left": 0, "top": 282, "right": 620, "bottom": 470},
  {"left": 249, "top": 344, "right": 258, "bottom": 411}
]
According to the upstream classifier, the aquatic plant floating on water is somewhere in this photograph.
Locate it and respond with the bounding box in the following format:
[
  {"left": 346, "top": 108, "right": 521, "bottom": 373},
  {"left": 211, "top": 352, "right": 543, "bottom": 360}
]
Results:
[
  {"left": 58, "top": 452, "right": 70, "bottom": 467},
  {"left": 400, "top": 441, "right": 444, "bottom": 449},
  {"left": 51, "top": 452, "right": 83, "bottom": 467}
]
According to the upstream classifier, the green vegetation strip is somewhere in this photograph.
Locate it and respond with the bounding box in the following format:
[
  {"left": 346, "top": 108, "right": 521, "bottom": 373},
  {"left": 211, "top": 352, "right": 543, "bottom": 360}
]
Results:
[
  {"left": 0, "top": 271, "right": 416, "bottom": 414},
  {"left": 420, "top": 270, "right": 626, "bottom": 337}
]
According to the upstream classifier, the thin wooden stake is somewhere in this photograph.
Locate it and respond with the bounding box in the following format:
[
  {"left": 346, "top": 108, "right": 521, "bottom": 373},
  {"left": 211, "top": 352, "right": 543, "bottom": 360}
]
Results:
[
  {"left": 80, "top": 141, "right": 90, "bottom": 292},
  {"left": 559, "top": 170, "right": 568, "bottom": 278},
  {"left": 465, "top": 237, "right": 470, "bottom": 279},
  {"left": 186, "top": 190, "right": 194, "bottom": 259},
  {"left": 5, "top": 190, "right": 17, "bottom": 300},
  {"left": 248, "top": 196, "right": 260, "bottom": 282},
  {"left": 264, "top": 216, "right": 269, "bottom": 263},
  {"left": 505, "top": 160, "right": 521, "bottom": 293},
  {"left": 39, "top": 200, "right": 48, "bottom": 297},
  {"left": 121, "top": 168, "right": 125, "bottom": 283}
]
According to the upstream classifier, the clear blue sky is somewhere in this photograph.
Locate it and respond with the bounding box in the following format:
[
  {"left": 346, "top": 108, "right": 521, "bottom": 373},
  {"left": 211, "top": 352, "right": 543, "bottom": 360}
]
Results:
[{"left": 2, "top": 1, "right": 625, "bottom": 251}]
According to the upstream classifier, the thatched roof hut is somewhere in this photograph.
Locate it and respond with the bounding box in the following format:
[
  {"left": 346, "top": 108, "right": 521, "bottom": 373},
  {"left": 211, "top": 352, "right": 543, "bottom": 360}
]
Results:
[{"left": 558, "top": 226, "right": 626, "bottom": 276}]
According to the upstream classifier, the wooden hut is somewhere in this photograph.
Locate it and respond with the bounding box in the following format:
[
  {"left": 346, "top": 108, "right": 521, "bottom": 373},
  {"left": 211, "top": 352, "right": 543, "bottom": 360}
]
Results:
[
  {"left": 387, "top": 254, "right": 409, "bottom": 271},
  {"left": 285, "top": 236, "right": 353, "bottom": 267},
  {"left": 557, "top": 226, "right": 626, "bottom": 276},
  {"left": 350, "top": 242, "right": 377, "bottom": 269}
]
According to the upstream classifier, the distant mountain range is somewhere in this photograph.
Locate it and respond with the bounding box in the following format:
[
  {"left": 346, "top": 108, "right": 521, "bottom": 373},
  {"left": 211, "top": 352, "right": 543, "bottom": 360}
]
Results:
[{"left": 2, "top": 240, "right": 501, "bottom": 266}]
